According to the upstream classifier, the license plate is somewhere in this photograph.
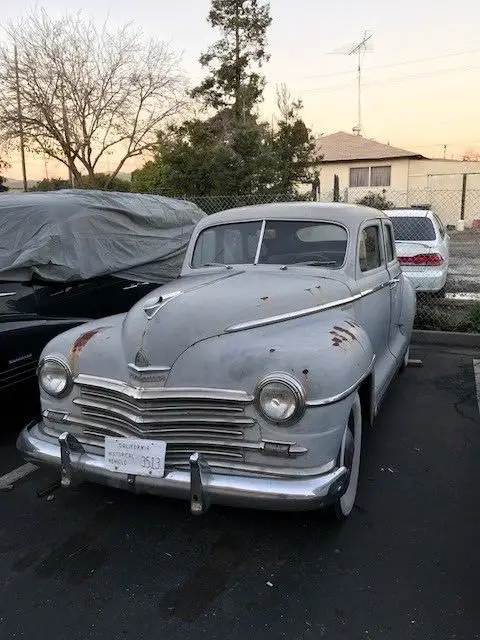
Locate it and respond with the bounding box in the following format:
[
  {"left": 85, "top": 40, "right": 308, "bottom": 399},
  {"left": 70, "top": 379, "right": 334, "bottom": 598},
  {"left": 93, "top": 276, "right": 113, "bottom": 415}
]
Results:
[{"left": 104, "top": 437, "right": 166, "bottom": 478}]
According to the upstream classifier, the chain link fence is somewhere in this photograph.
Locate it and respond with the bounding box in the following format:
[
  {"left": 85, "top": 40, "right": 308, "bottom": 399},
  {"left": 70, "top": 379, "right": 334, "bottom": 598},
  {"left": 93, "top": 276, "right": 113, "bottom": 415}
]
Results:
[{"left": 170, "top": 188, "right": 480, "bottom": 333}]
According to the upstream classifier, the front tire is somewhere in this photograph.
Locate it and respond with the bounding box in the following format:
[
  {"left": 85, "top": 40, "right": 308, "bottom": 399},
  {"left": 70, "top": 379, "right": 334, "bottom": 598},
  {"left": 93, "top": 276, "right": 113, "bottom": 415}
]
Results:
[
  {"left": 333, "top": 392, "right": 362, "bottom": 521},
  {"left": 400, "top": 345, "right": 410, "bottom": 373}
]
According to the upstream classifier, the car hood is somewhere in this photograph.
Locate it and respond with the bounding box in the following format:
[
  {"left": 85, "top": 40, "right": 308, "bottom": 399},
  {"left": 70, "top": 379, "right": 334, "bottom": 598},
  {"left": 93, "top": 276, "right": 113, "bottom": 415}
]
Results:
[{"left": 120, "top": 268, "right": 352, "bottom": 368}]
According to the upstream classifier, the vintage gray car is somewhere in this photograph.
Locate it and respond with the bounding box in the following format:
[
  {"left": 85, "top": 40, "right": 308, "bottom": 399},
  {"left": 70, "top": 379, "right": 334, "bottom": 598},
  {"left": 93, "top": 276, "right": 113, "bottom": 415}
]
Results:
[{"left": 17, "top": 202, "right": 415, "bottom": 520}]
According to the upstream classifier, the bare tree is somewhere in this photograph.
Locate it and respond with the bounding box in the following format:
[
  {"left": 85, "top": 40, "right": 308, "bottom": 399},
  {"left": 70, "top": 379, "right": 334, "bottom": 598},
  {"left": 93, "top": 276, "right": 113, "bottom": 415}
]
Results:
[
  {"left": 462, "top": 148, "right": 480, "bottom": 162},
  {"left": 0, "top": 11, "right": 188, "bottom": 186}
]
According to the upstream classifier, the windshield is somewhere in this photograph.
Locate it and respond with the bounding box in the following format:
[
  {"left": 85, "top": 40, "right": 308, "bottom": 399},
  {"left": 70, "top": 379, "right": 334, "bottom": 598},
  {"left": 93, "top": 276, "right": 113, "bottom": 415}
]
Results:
[
  {"left": 390, "top": 216, "right": 436, "bottom": 241},
  {"left": 191, "top": 220, "right": 348, "bottom": 268}
]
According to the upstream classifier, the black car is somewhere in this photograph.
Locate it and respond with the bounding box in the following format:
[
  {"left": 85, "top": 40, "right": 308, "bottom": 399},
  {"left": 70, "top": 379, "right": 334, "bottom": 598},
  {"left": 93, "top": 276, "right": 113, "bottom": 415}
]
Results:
[{"left": 0, "top": 189, "right": 205, "bottom": 421}]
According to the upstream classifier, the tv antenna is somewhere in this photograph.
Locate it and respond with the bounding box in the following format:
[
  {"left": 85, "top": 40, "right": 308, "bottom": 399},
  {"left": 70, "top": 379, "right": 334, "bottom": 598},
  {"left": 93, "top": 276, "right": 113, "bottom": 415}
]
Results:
[{"left": 330, "top": 31, "right": 373, "bottom": 136}]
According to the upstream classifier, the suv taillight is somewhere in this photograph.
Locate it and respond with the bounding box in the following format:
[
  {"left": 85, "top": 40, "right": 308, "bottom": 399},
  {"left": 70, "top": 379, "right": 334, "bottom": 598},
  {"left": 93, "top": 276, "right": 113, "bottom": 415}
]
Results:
[{"left": 398, "top": 253, "right": 444, "bottom": 266}]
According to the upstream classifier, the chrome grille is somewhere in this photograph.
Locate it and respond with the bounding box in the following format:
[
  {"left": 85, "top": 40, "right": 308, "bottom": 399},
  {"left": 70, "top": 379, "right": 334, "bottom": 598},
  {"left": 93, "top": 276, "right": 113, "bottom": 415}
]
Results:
[{"left": 68, "top": 374, "right": 256, "bottom": 467}]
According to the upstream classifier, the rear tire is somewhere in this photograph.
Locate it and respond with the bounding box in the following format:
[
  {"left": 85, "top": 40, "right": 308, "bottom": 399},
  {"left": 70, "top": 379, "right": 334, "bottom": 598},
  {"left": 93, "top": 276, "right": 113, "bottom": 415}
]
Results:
[{"left": 332, "top": 392, "right": 362, "bottom": 521}]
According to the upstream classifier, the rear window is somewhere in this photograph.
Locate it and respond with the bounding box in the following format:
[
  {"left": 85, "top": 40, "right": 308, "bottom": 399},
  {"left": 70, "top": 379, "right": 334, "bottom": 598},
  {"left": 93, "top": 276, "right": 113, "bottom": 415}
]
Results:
[{"left": 390, "top": 217, "right": 436, "bottom": 241}]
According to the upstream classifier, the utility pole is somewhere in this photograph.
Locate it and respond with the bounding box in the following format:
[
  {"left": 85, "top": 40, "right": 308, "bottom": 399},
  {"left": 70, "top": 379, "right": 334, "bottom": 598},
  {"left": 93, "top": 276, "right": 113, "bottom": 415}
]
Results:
[{"left": 14, "top": 44, "right": 28, "bottom": 192}]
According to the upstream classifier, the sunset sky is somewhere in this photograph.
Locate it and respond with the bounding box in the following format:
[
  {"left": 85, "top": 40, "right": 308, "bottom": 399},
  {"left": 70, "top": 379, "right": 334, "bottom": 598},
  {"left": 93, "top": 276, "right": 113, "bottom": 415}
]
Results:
[{"left": 3, "top": 0, "right": 480, "bottom": 181}]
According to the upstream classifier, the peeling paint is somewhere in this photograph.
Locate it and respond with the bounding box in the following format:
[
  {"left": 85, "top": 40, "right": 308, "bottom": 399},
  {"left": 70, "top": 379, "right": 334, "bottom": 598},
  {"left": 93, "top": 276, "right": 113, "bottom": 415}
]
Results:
[
  {"left": 69, "top": 327, "right": 108, "bottom": 371},
  {"left": 333, "top": 325, "right": 357, "bottom": 340}
]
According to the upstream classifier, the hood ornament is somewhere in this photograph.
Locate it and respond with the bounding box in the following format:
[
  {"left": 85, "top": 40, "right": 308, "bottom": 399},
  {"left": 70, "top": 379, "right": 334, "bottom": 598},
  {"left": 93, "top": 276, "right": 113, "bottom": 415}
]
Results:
[{"left": 143, "top": 290, "right": 182, "bottom": 319}]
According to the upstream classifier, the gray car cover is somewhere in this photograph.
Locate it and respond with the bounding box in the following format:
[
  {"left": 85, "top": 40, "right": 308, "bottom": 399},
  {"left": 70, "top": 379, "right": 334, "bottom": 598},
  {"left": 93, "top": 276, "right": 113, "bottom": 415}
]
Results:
[{"left": 0, "top": 190, "right": 206, "bottom": 283}]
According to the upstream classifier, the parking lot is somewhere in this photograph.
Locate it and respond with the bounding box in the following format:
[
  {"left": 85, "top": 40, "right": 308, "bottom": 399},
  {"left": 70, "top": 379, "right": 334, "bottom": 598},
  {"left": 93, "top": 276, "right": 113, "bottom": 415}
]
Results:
[
  {"left": 446, "top": 230, "right": 480, "bottom": 295},
  {"left": 0, "top": 344, "right": 479, "bottom": 639}
]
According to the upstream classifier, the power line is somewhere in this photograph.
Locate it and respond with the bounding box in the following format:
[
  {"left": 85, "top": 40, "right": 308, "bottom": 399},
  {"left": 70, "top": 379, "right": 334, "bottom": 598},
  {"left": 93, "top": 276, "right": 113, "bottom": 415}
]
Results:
[
  {"left": 272, "top": 47, "right": 480, "bottom": 82},
  {"left": 298, "top": 65, "right": 477, "bottom": 95}
]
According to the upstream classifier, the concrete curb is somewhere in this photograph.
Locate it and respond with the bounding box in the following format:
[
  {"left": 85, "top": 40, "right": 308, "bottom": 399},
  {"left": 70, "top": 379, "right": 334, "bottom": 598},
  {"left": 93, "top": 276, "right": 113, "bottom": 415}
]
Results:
[{"left": 412, "top": 329, "right": 480, "bottom": 347}]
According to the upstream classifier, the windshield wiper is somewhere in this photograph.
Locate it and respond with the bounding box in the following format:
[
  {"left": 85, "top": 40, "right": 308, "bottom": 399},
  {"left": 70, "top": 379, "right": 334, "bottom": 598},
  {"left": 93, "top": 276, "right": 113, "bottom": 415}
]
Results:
[
  {"left": 203, "top": 263, "right": 234, "bottom": 270},
  {"left": 292, "top": 260, "right": 337, "bottom": 267}
]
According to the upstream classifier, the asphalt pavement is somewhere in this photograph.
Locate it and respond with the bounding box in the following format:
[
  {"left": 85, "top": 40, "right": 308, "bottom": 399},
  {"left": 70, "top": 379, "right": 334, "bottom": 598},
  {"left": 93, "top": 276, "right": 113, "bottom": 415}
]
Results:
[
  {"left": 447, "top": 230, "right": 480, "bottom": 294},
  {"left": 1, "top": 344, "right": 479, "bottom": 640}
]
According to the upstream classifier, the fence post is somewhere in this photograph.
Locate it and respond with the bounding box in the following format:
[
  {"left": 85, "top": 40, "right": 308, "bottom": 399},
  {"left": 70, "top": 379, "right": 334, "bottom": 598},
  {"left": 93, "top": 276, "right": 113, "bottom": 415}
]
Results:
[{"left": 460, "top": 173, "right": 467, "bottom": 221}]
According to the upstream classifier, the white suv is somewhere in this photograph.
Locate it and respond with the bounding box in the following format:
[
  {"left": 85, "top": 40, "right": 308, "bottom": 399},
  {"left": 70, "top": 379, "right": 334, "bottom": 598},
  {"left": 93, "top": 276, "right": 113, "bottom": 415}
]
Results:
[{"left": 384, "top": 208, "right": 450, "bottom": 294}]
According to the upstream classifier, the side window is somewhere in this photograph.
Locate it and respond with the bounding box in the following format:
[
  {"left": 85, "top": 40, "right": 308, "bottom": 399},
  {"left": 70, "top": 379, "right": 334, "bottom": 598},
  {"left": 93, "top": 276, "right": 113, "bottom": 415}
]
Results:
[
  {"left": 385, "top": 223, "right": 396, "bottom": 262},
  {"left": 359, "top": 225, "right": 382, "bottom": 272}
]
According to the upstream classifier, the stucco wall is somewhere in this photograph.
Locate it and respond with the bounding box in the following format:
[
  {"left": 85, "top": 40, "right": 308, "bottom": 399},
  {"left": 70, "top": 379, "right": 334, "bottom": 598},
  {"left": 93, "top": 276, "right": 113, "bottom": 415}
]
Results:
[{"left": 318, "top": 158, "right": 480, "bottom": 226}]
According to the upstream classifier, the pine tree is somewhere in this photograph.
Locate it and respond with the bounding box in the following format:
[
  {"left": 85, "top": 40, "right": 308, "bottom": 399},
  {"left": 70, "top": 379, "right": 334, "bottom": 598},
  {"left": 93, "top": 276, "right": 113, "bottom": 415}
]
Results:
[{"left": 192, "top": 0, "right": 271, "bottom": 122}]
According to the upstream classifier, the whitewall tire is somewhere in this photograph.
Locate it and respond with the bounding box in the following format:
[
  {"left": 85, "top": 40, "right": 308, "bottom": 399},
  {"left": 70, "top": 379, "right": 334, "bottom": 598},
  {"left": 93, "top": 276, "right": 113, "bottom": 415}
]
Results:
[{"left": 333, "top": 392, "right": 362, "bottom": 521}]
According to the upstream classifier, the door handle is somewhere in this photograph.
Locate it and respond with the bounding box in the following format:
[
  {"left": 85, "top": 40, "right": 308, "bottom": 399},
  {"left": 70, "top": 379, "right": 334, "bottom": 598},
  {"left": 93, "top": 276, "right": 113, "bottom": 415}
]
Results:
[{"left": 390, "top": 277, "right": 400, "bottom": 288}]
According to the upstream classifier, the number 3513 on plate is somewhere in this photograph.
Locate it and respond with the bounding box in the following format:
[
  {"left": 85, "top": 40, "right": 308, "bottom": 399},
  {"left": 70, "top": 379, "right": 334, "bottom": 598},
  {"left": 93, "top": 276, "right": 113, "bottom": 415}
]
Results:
[{"left": 104, "top": 437, "right": 167, "bottom": 478}]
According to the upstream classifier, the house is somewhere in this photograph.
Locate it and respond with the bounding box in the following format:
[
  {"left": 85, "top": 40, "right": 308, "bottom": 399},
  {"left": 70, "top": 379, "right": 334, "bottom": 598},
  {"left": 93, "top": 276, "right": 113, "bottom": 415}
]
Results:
[{"left": 315, "top": 131, "right": 480, "bottom": 226}]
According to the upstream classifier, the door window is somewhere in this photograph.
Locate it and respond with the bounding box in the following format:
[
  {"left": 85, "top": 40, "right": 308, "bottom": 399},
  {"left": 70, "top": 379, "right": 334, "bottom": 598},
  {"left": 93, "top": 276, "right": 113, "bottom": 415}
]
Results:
[
  {"left": 359, "top": 225, "right": 382, "bottom": 272},
  {"left": 384, "top": 223, "right": 396, "bottom": 262}
]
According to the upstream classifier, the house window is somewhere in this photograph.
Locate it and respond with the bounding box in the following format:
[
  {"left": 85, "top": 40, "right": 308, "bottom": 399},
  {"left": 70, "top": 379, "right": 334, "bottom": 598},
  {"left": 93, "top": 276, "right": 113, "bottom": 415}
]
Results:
[
  {"left": 349, "top": 167, "right": 369, "bottom": 187},
  {"left": 371, "top": 165, "right": 391, "bottom": 187}
]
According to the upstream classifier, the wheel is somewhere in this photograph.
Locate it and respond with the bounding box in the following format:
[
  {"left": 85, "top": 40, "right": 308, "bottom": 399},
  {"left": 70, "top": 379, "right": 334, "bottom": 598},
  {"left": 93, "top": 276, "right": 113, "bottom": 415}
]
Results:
[
  {"left": 333, "top": 392, "right": 362, "bottom": 521},
  {"left": 400, "top": 346, "right": 410, "bottom": 373}
]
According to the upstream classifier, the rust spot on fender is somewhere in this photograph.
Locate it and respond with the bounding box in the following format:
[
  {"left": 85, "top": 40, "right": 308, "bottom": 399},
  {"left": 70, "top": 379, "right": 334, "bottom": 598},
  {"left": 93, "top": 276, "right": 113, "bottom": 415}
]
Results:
[
  {"left": 333, "top": 326, "right": 357, "bottom": 340},
  {"left": 69, "top": 327, "right": 108, "bottom": 371}
]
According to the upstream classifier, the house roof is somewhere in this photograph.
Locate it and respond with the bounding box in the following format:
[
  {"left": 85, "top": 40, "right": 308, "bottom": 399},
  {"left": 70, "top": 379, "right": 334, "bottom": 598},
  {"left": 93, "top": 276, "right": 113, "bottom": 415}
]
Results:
[{"left": 316, "top": 131, "right": 426, "bottom": 163}]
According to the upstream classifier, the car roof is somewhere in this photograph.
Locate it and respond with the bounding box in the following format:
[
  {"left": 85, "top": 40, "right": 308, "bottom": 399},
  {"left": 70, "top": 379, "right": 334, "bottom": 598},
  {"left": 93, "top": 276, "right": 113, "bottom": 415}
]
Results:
[
  {"left": 385, "top": 209, "right": 433, "bottom": 218},
  {"left": 199, "top": 202, "right": 388, "bottom": 229}
]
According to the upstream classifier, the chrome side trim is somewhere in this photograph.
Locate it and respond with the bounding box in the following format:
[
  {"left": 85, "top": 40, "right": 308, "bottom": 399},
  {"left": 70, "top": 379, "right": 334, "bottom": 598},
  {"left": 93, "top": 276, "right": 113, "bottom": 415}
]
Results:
[
  {"left": 0, "top": 292, "right": 16, "bottom": 297},
  {"left": 253, "top": 220, "right": 266, "bottom": 265},
  {"left": 75, "top": 374, "right": 254, "bottom": 403},
  {"left": 306, "top": 355, "right": 375, "bottom": 407},
  {"left": 225, "top": 281, "right": 389, "bottom": 333}
]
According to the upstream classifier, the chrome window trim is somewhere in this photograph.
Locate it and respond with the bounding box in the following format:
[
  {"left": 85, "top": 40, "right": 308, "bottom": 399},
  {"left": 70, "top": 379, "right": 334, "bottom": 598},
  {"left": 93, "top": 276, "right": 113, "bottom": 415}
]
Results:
[
  {"left": 253, "top": 219, "right": 266, "bottom": 265},
  {"left": 306, "top": 356, "right": 375, "bottom": 407}
]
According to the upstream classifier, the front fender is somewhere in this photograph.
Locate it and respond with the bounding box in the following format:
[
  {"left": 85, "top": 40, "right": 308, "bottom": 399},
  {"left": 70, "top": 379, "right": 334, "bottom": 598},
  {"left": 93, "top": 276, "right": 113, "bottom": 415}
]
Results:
[{"left": 167, "top": 309, "right": 374, "bottom": 404}]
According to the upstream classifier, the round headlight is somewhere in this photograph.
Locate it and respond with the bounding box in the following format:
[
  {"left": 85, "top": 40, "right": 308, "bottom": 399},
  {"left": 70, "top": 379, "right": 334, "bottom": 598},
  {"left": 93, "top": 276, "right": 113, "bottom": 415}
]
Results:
[
  {"left": 256, "top": 374, "right": 305, "bottom": 424},
  {"left": 38, "top": 357, "right": 72, "bottom": 397}
]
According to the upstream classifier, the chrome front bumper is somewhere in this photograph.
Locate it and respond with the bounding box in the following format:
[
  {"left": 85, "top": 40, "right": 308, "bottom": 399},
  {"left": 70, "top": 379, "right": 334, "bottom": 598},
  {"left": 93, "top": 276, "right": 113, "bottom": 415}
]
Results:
[{"left": 17, "top": 423, "right": 347, "bottom": 513}]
